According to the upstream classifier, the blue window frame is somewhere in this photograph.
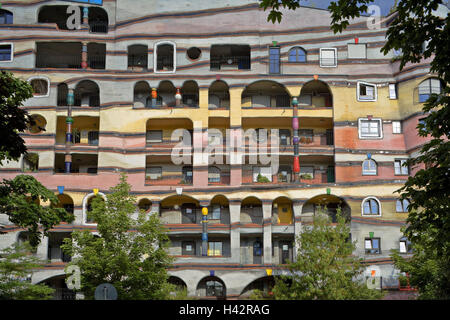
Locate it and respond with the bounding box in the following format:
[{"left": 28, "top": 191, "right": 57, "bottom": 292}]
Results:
[
  {"left": 289, "top": 47, "right": 306, "bottom": 62},
  {"left": 269, "top": 47, "right": 280, "bottom": 74},
  {"left": 67, "top": 0, "right": 103, "bottom": 4},
  {"left": 0, "top": 10, "right": 13, "bottom": 24},
  {"left": 0, "top": 44, "right": 12, "bottom": 61}
]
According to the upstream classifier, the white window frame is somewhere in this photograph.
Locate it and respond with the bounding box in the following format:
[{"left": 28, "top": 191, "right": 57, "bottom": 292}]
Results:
[
  {"left": 0, "top": 42, "right": 13, "bottom": 62},
  {"left": 319, "top": 48, "right": 337, "bottom": 68},
  {"left": 361, "top": 196, "right": 382, "bottom": 217},
  {"left": 396, "top": 199, "right": 410, "bottom": 213},
  {"left": 394, "top": 159, "right": 409, "bottom": 175},
  {"left": 389, "top": 83, "right": 398, "bottom": 99},
  {"left": 357, "top": 81, "right": 377, "bottom": 102},
  {"left": 154, "top": 41, "right": 176, "bottom": 74},
  {"left": 392, "top": 121, "right": 402, "bottom": 134},
  {"left": 362, "top": 159, "right": 377, "bottom": 176},
  {"left": 82, "top": 192, "right": 107, "bottom": 226},
  {"left": 27, "top": 76, "right": 50, "bottom": 98},
  {"left": 358, "top": 118, "right": 383, "bottom": 139}
]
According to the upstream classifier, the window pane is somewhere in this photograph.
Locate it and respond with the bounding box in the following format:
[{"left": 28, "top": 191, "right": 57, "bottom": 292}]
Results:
[
  {"left": 363, "top": 201, "right": 371, "bottom": 214},
  {"left": 396, "top": 200, "right": 403, "bottom": 212},
  {"left": 370, "top": 200, "right": 379, "bottom": 214}
]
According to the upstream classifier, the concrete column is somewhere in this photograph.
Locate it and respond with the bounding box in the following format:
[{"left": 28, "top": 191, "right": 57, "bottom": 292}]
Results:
[
  {"left": 262, "top": 202, "right": 272, "bottom": 265},
  {"left": 81, "top": 42, "right": 88, "bottom": 69},
  {"left": 65, "top": 88, "right": 74, "bottom": 173},
  {"left": 229, "top": 201, "right": 241, "bottom": 263},
  {"left": 82, "top": 7, "right": 89, "bottom": 26},
  {"left": 199, "top": 87, "right": 209, "bottom": 110},
  {"left": 36, "top": 235, "right": 49, "bottom": 261},
  {"left": 193, "top": 120, "right": 208, "bottom": 188},
  {"left": 150, "top": 201, "right": 160, "bottom": 216},
  {"left": 228, "top": 128, "right": 242, "bottom": 187},
  {"left": 292, "top": 200, "right": 304, "bottom": 261}
]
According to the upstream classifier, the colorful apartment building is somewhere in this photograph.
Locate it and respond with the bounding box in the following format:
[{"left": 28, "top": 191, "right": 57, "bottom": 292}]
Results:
[{"left": 0, "top": 0, "right": 445, "bottom": 299}]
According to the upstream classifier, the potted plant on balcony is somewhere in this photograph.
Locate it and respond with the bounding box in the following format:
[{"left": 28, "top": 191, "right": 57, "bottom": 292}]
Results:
[
  {"left": 299, "top": 173, "right": 313, "bottom": 180},
  {"left": 257, "top": 174, "right": 271, "bottom": 183}
]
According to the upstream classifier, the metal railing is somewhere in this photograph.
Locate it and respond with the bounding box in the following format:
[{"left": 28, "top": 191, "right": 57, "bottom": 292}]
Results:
[
  {"left": 53, "top": 288, "right": 76, "bottom": 300},
  {"left": 88, "top": 55, "right": 106, "bottom": 69},
  {"left": 36, "top": 54, "right": 81, "bottom": 69},
  {"left": 210, "top": 55, "right": 251, "bottom": 70},
  {"left": 89, "top": 21, "right": 108, "bottom": 34}
]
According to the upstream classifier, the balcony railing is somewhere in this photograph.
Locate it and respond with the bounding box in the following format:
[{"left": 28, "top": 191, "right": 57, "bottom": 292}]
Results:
[
  {"left": 210, "top": 56, "right": 250, "bottom": 70},
  {"left": 89, "top": 21, "right": 108, "bottom": 34},
  {"left": 36, "top": 54, "right": 81, "bottom": 69},
  {"left": 88, "top": 55, "right": 106, "bottom": 69},
  {"left": 53, "top": 288, "right": 76, "bottom": 300}
]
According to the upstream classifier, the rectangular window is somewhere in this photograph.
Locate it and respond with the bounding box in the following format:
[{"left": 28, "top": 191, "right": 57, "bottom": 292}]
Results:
[
  {"left": 320, "top": 48, "right": 337, "bottom": 67},
  {"left": 279, "top": 129, "right": 291, "bottom": 145},
  {"left": 359, "top": 119, "right": 382, "bottom": 139},
  {"left": 207, "top": 242, "right": 222, "bottom": 256},
  {"left": 389, "top": 83, "right": 398, "bottom": 99},
  {"left": 394, "top": 159, "right": 409, "bottom": 175},
  {"left": 392, "top": 121, "right": 402, "bottom": 134},
  {"left": 357, "top": 82, "right": 377, "bottom": 101},
  {"left": 146, "top": 130, "right": 163, "bottom": 143},
  {"left": 269, "top": 46, "right": 280, "bottom": 74},
  {"left": 182, "top": 241, "right": 196, "bottom": 256},
  {"left": 146, "top": 166, "right": 162, "bottom": 180},
  {"left": 365, "top": 237, "right": 381, "bottom": 254},
  {"left": 0, "top": 43, "right": 13, "bottom": 62}
]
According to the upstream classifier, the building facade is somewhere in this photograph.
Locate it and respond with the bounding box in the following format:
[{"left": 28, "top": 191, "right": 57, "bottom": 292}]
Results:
[{"left": 0, "top": 0, "right": 444, "bottom": 299}]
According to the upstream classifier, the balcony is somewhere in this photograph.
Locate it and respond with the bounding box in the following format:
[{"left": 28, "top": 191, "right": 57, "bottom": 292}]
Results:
[
  {"left": 47, "top": 232, "right": 72, "bottom": 263},
  {"left": 242, "top": 156, "right": 335, "bottom": 185},
  {"left": 209, "top": 80, "right": 230, "bottom": 109},
  {"left": 145, "top": 155, "right": 193, "bottom": 186},
  {"left": 35, "top": 42, "right": 106, "bottom": 69},
  {"left": 298, "top": 80, "right": 333, "bottom": 108},
  {"left": 210, "top": 44, "right": 251, "bottom": 70},
  {"left": 56, "top": 116, "right": 99, "bottom": 146},
  {"left": 242, "top": 81, "right": 291, "bottom": 108},
  {"left": 38, "top": 5, "right": 108, "bottom": 34},
  {"left": 54, "top": 153, "right": 98, "bottom": 174}
]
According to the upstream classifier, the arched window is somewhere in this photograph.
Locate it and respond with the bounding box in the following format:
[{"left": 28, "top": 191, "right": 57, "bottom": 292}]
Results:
[
  {"left": 289, "top": 47, "right": 306, "bottom": 62},
  {"left": 28, "top": 77, "right": 50, "bottom": 97},
  {"left": 83, "top": 192, "right": 106, "bottom": 225},
  {"left": 0, "top": 9, "right": 13, "bottom": 24},
  {"left": 362, "top": 197, "right": 381, "bottom": 216},
  {"left": 362, "top": 159, "right": 377, "bottom": 175},
  {"left": 396, "top": 199, "right": 410, "bottom": 213},
  {"left": 418, "top": 78, "right": 442, "bottom": 103},
  {"left": 154, "top": 41, "right": 176, "bottom": 73},
  {"left": 208, "top": 166, "right": 221, "bottom": 183}
]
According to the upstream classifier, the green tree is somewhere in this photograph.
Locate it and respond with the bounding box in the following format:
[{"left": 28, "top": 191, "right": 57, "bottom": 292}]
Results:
[
  {"left": 0, "top": 175, "right": 74, "bottom": 248},
  {"left": 259, "top": 0, "right": 450, "bottom": 299},
  {"left": 0, "top": 71, "right": 34, "bottom": 165},
  {"left": 0, "top": 242, "right": 54, "bottom": 300},
  {"left": 61, "top": 173, "right": 175, "bottom": 300},
  {"left": 270, "top": 209, "right": 382, "bottom": 300}
]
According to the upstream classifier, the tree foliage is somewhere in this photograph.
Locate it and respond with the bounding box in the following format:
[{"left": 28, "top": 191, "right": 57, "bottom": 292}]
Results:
[
  {"left": 0, "top": 71, "right": 33, "bottom": 165},
  {"left": 260, "top": 0, "right": 450, "bottom": 299},
  {"left": 271, "top": 209, "right": 382, "bottom": 300},
  {"left": 0, "top": 242, "right": 54, "bottom": 300},
  {"left": 0, "top": 175, "right": 74, "bottom": 248},
  {"left": 61, "top": 173, "right": 175, "bottom": 300}
]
